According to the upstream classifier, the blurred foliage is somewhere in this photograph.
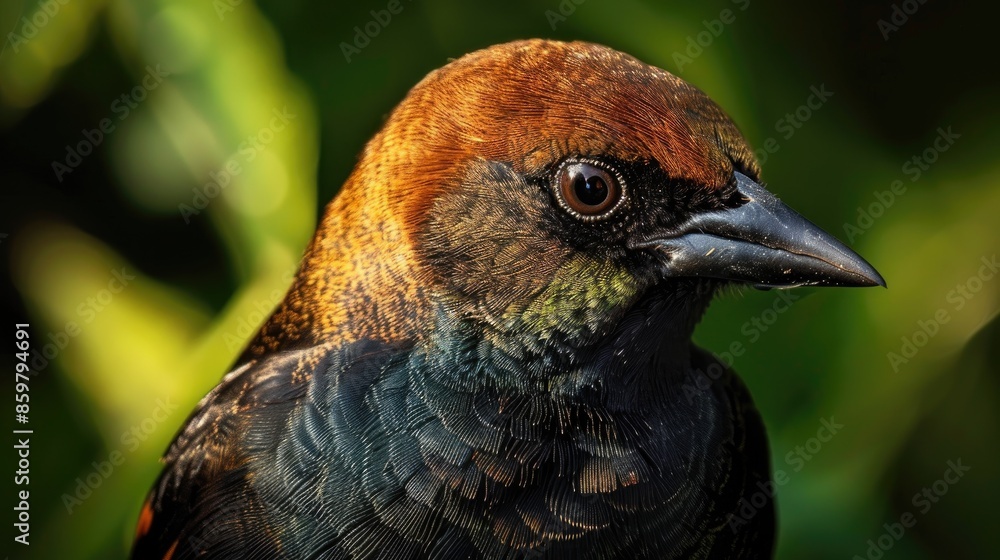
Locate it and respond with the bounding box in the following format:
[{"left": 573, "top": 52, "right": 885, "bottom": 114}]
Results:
[{"left": 1, "top": 0, "right": 998, "bottom": 558}]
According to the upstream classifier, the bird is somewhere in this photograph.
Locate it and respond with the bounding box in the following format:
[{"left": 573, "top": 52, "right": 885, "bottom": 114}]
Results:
[{"left": 131, "top": 39, "right": 884, "bottom": 560}]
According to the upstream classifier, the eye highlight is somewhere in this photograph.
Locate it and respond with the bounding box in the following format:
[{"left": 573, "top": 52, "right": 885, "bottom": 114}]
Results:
[{"left": 554, "top": 159, "right": 626, "bottom": 221}]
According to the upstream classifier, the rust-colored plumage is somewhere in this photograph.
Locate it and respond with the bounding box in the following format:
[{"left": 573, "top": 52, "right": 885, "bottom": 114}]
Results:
[
  {"left": 133, "top": 40, "right": 882, "bottom": 560},
  {"left": 248, "top": 40, "right": 757, "bottom": 358}
]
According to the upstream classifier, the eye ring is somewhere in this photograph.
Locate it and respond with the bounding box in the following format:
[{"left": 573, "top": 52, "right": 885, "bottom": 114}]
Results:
[{"left": 553, "top": 158, "right": 626, "bottom": 222}]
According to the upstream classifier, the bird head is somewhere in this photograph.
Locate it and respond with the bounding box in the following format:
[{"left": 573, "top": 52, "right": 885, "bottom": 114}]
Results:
[{"left": 254, "top": 40, "right": 883, "bottom": 369}]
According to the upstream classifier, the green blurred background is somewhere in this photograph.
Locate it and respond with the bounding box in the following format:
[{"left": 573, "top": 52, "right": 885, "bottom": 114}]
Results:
[{"left": 2, "top": 0, "right": 997, "bottom": 558}]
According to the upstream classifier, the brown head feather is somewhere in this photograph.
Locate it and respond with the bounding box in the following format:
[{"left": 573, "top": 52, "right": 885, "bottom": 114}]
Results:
[{"left": 245, "top": 39, "right": 757, "bottom": 357}]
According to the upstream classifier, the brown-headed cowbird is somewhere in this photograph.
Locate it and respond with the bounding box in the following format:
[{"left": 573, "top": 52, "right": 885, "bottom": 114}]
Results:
[{"left": 131, "top": 40, "right": 883, "bottom": 560}]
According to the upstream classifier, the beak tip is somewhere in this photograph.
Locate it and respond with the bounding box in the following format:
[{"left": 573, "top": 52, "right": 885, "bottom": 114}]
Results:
[
  {"left": 845, "top": 257, "right": 886, "bottom": 289},
  {"left": 860, "top": 275, "right": 887, "bottom": 289}
]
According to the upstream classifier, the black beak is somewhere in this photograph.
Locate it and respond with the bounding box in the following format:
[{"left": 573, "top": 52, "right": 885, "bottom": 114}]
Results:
[{"left": 639, "top": 172, "right": 886, "bottom": 289}]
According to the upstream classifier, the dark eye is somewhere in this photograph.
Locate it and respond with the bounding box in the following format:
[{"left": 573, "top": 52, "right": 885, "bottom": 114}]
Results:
[{"left": 555, "top": 160, "right": 624, "bottom": 220}]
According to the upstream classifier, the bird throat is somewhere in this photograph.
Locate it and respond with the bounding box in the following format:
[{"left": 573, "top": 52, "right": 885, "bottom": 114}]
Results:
[{"left": 423, "top": 255, "right": 717, "bottom": 403}]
